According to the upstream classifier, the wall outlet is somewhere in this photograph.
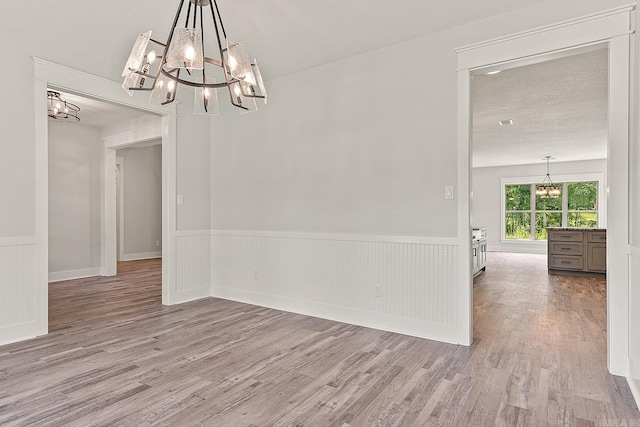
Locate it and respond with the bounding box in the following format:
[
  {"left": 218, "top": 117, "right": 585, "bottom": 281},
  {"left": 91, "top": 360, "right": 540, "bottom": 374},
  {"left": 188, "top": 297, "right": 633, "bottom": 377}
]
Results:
[
  {"left": 374, "top": 284, "right": 382, "bottom": 297},
  {"left": 155, "top": 241, "right": 160, "bottom": 247}
]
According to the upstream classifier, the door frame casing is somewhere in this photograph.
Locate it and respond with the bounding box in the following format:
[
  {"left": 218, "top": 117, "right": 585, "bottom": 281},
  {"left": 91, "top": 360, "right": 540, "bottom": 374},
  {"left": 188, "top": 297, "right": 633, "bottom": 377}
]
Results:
[
  {"left": 34, "top": 58, "right": 179, "bottom": 338},
  {"left": 455, "top": 6, "right": 633, "bottom": 375}
]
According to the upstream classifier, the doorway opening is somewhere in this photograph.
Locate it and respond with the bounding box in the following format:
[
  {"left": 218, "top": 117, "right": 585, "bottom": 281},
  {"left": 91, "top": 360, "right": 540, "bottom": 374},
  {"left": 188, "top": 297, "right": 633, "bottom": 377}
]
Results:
[
  {"left": 34, "top": 58, "right": 178, "bottom": 338},
  {"left": 47, "top": 91, "right": 162, "bottom": 284},
  {"left": 470, "top": 46, "right": 608, "bottom": 257},
  {"left": 456, "top": 7, "right": 631, "bottom": 374}
]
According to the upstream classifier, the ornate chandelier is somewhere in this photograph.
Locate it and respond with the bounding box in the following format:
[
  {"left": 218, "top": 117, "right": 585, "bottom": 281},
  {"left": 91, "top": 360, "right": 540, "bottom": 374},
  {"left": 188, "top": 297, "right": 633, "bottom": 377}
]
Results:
[
  {"left": 536, "top": 156, "right": 561, "bottom": 199},
  {"left": 121, "top": 0, "right": 267, "bottom": 115},
  {"left": 47, "top": 91, "right": 80, "bottom": 123}
]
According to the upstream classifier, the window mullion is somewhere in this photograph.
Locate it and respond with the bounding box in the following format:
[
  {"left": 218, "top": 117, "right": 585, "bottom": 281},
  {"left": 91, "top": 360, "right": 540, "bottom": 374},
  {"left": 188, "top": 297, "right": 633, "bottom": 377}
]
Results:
[
  {"left": 530, "top": 183, "right": 536, "bottom": 241},
  {"left": 562, "top": 182, "right": 568, "bottom": 227}
]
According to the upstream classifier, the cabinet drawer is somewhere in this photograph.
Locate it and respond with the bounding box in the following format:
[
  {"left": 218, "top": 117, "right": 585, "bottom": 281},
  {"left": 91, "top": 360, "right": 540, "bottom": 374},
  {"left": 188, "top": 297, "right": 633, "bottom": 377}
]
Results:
[
  {"left": 548, "top": 230, "right": 583, "bottom": 242},
  {"left": 549, "top": 255, "right": 584, "bottom": 270},
  {"left": 549, "top": 241, "right": 583, "bottom": 256},
  {"left": 587, "top": 232, "right": 606, "bottom": 243}
]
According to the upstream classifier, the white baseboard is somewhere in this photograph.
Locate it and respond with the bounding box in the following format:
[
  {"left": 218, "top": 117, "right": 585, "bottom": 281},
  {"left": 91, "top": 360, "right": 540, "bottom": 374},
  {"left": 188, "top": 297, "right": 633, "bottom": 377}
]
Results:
[
  {"left": 172, "top": 287, "right": 212, "bottom": 305},
  {"left": 488, "top": 243, "right": 546, "bottom": 254},
  {"left": 0, "top": 320, "right": 40, "bottom": 347},
  {"left": 48, "top": 267, "right": 102, "bottom": 283},
  {"left": 119, "top": 251, "right": 162, "bottom": 261},
  {"left": 212, "top": 286, "right": 462, "bottom": 345}
]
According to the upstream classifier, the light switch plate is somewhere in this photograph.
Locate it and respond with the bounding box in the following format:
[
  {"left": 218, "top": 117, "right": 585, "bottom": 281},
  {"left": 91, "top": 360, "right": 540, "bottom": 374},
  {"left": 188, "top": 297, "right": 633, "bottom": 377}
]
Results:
[
  {"left": 445, "top": 186, "right": 454, "bottom": 200},
  {"left": 177, "top": 195, "right": 184, "bottom": 205}
]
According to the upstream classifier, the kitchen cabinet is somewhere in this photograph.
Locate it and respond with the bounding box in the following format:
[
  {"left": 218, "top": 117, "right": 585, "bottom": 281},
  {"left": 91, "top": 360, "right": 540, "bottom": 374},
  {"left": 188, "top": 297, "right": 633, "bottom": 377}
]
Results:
[
  {"left": 547, "top": 228, "right": 606, "bottom": 276},
  {"left": 473, "top": 227, "right": 487, "bottom": 278}
]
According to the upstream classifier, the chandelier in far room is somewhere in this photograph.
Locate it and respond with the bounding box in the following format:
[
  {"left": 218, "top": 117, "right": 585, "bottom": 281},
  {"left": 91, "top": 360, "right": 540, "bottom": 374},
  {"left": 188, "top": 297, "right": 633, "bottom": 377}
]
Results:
[
  {"left": 536, "top": 155, "right": 561, "bottom": 199},
  {"left": 47, "top": 91, "right": 80, "bottom": 123},
  {"left": 121, "top": 0, "right": 267, "bottom": 115}
]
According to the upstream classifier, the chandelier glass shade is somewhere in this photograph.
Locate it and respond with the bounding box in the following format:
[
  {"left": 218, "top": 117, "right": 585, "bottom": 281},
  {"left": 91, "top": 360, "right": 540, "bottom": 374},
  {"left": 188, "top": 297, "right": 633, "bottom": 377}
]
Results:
[
  {"left": 121, "top": 0, "right": 267, "bottom": 115},
  {"left": 536, "top": 156, "right": 561, "bottom": 199},
  {"left": 47, "top": 91, "right": 80, "bottom": 123}
]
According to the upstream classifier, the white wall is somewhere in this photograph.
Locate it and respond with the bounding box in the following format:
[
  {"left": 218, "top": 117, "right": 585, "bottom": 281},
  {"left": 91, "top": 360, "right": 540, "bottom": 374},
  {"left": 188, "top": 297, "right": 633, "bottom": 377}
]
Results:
[
  {"left": 208, "top": 0, "right": 631, "bottom": 346},
  {"left": 472, "top": 159, "right": 607, "bottom": 253},
  {"left": 48, "top": 122, "right": 102, "bottom": 281},
  {"left": 176, "top": 104, "right": 211, "bottom": 232},
  {"left": 116, "top": 143, "right": 162, "bottom": 260}
]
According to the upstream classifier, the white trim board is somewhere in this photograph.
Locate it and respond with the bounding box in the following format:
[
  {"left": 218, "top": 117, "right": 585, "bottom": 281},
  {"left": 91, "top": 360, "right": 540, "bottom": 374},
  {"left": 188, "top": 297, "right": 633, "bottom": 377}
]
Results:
[
  {"left": 103, "top": 123, "right": 163, "bottom": 149},
  {"left": 0, "top": 237, "right": 36, "bottom": 247},
  {"left": 487, "top": 243, "right": 547, "bottom": 255},
  {"left": 120, "top": 252, "right": 162, "bottom": 262},
  {"left": 49, "top": 268, "right": 102, "bottom": 283},
  {"left": 208, "top": 229, "right": 458, "bottom": 246}
]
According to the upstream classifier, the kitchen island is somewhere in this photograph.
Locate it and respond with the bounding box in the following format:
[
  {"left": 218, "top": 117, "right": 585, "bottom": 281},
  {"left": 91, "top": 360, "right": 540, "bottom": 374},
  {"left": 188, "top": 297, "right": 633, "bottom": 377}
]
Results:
[{"left": 547, "top": 227, "right": 606, "bottom": 276}]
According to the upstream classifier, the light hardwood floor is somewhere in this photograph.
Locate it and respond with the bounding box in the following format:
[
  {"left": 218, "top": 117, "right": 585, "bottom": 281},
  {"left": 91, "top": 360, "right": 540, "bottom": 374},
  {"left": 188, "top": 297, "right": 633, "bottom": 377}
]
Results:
[{"left": 0, "top": 254, "right": 638, "bottom": 426}]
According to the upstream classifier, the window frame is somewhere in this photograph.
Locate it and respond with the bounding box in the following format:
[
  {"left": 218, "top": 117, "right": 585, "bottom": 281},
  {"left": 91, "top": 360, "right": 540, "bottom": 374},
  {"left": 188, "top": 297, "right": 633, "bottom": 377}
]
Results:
[{"left": 500, "top": 173, "right": 606, "bottom": 243}]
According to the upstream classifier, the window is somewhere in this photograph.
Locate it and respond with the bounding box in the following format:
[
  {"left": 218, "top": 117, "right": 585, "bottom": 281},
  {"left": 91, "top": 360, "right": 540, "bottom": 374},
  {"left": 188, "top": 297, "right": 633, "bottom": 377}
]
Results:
[{"left": 502, "top": 175, "right": 603, "bottom": 241}]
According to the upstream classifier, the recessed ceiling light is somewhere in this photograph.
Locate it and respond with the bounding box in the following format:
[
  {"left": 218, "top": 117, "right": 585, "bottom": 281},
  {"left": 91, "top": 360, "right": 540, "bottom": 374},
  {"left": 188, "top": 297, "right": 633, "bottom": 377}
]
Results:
[
  {"left": 499, "top": 119, "right": 514, "bottom": 126},
  {"left": 486, "top": 70, "right": 502, "bottom": 75}
]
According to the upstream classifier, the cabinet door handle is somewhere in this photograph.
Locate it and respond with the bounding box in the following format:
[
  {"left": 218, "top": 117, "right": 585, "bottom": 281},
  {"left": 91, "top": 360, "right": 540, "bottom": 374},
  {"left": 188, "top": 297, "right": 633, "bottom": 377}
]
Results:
[
  {"left": 560, "top": 247, "right": 571, "bottom": 250},
  {"left": 561, "top": 260, "right": 571, "bottom": 264},
  {"left": 473, "top": 248, "right": 477, "bottom": 256},
  {"left": 560, "top": 235, "right": 574, "bottom": 238}
]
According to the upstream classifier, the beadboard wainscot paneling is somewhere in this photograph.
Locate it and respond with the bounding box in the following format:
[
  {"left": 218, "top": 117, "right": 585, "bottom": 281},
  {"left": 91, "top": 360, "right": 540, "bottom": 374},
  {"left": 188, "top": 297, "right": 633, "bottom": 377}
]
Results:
[
  {"left": 175, "top": 231, "right": 212, "bottom": 304},
  {"left": 629, "top": 244, "right": 640, "bottom": 407},
  {"left": 211, "top": 231, "right": 460, "bottom": 344},
  {"left": 0, "top": 237, "right": 38, "bottom": 345}
]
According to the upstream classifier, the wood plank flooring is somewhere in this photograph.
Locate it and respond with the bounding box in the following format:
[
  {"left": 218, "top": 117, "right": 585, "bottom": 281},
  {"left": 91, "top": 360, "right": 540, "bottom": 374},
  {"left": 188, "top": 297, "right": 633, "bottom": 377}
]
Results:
[{"left": 0, "top": 254, "right": 638, "bottom": 426}]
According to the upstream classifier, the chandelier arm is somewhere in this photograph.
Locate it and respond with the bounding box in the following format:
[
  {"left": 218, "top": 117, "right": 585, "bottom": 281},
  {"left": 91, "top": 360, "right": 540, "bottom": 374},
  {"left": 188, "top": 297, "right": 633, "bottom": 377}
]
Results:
[
  {"left": 207, "top": 0, "right": 243, "bottom": 109},
  {"left": 193, "top": 1, "right": 198, "bottom": 29},
  {"left": 212, "top": 0, "right": 227, "bottom": 39},
  {"left": 184, "top": 1, "right": 193, "bottom": 28},
  {"left": 150, "top": 38, "right": 167, "bottom": 47}
]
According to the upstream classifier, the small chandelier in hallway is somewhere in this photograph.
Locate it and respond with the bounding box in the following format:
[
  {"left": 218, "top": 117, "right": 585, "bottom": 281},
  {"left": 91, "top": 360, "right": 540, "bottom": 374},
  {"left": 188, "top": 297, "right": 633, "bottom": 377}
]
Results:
[{"left": 47, "top": 91, "right": 80, "bottom": 123}]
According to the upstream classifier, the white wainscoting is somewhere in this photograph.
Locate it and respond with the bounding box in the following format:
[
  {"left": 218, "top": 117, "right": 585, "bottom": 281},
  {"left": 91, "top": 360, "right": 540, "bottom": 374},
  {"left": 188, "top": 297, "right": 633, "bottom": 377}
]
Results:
[
  {"left": 175, "top": 231, "right": 212, "bottom": 304},
  {"left": 629, "top": 244, "right": 640, "bottom": 408},
  {"left": 211, "top": 231, "right": 461, "bottom": 344},
  {"left": 0, "top": 238, "right": 37, "bottom": 346}
]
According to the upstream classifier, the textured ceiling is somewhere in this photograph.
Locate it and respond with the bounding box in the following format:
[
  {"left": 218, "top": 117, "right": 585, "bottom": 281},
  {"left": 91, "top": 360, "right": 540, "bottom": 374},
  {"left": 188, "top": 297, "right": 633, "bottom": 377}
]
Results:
[{"left": 472, "top": 48, "right": 608, "bottom": 168}]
